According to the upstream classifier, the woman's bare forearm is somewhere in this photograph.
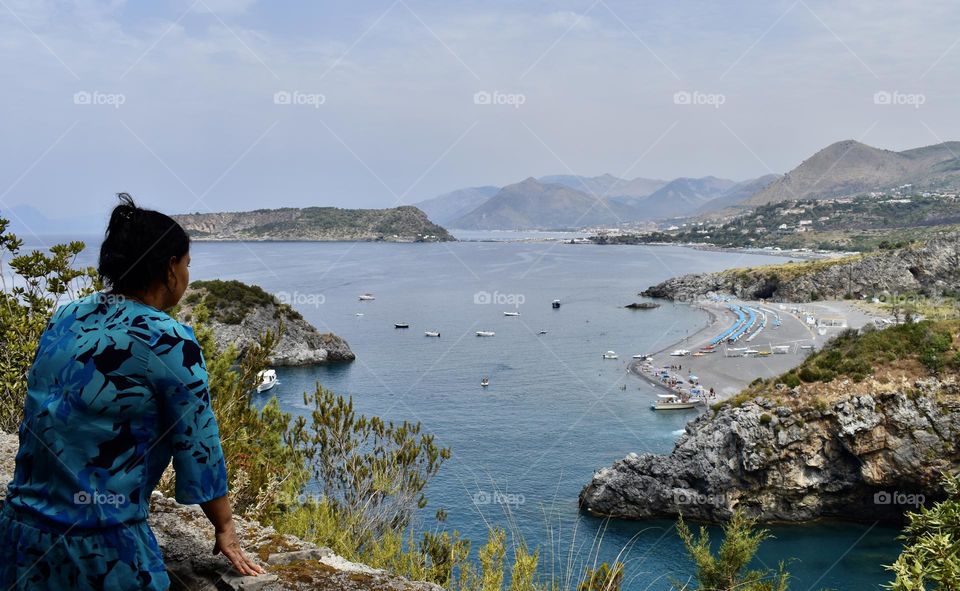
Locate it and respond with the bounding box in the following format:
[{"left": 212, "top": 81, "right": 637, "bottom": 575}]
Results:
[{"left": 200, "top": 494, "right": 235, "bottom": 532}]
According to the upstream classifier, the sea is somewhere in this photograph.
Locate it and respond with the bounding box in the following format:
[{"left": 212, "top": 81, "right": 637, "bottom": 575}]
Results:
[{"left": 28, "top": 233, "right": 902, "bottom": 590}]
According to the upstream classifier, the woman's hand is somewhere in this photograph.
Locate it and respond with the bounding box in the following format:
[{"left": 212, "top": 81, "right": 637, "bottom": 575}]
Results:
[
  {"left": 200, "top": 495, "right": 266, "bottom": 577},
  {"left": 213, "top": 521, "right": 266, "bottom": 576}
]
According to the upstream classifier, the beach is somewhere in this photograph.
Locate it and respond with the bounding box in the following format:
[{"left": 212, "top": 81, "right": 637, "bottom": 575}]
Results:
[{"left": 630, "top": 298, "right": 878, "bottom": 400}]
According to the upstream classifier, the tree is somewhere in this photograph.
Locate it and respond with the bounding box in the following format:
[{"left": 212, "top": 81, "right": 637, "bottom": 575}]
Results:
[
  {"left": 674, "top": 511, "right": 790, "bottom": 591},
  {"left": 886, "top": 473, "right": 960, "bottom": 591}
]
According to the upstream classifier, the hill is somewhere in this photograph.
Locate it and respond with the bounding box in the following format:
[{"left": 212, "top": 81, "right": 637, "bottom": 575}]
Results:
[
  {"left": 538, "top": 173, "right": 667, "bottom": 198},
  {"left": 623, "top": 176, "right": 737, "bottom": 219},
  {"left": 172, "top": 206, "right": 454, "bottom": 242},
  {"left": 745, "top": 140, "right": 960, "bottom": 206},
  {"left": 448, "top": 177, "right": 643, "bottom": 230},
  {"left": 413, "top": 186, "right": 499, "bottom": 225}
]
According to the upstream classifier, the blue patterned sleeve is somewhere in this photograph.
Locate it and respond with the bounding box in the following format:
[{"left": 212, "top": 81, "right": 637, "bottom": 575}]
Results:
[{"left": 148, "top": 323, "right": 229, "bottom": 505}]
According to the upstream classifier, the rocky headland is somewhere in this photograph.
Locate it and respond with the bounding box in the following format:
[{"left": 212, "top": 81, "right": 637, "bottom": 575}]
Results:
[
  {"left": 179, "top": 280, "right": 355, "bottom": 366},
  {"left": 641, "top": 233, "right": 960, "bottom": 302}
]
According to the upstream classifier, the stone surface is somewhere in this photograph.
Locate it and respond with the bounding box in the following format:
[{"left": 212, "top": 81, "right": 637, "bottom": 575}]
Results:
[
  {"left": 579, "top": 382, "right": 960, "bottom": 523},
  {"left": 0, "top": 432, "right": 441, "bottom": 591}
]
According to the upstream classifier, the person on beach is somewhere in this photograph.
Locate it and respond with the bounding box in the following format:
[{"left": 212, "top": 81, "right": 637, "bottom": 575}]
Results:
[{"left": 0, "top": 194, "right": 264, "bottom": 590}]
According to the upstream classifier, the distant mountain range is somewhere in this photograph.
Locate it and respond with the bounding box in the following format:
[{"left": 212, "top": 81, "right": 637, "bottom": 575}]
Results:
[
  {"left": 172, "top": 206, "right": 454, "bottom": 242},
  {"left": 745, "top": 140, "right": 960, "bottom": 206},
  {"left": 423, "top": 174, "right": 773, "bottom": 230}
]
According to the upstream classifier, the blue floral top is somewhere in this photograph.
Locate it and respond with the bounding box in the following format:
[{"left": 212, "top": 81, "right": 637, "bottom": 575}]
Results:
[{"left": 5, "top": 292, "right": 228, "bottom": 527}]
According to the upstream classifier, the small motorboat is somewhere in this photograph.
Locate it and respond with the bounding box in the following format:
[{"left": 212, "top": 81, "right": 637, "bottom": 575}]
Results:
[
  {"left": 359, "top": 293, "right": 376, "bottom": 301},
  {"left": 355, "top": 312, "right": 364, "bottom": 316},
  {"left": 552, "top": 299, "right": 561, "bottom": 309},
  {"left": 476, "top": 331, "right": 496, "bottom": 337},
  {"left": 480, "top": 377, "right": 490, "bottom": 387},
  {"left": 395, "top": 323, "right": 410, "bottom": 329},
  {"left": 632, "top": 353, "right": 651, "bottom": 360},
  {"left": 651, "top": 394, "right": 698, "bottom": 411},
  {"left": 256, "top": 369, "right": 278, "bottom": 393},
  {"left": 425, "top": 331, "right": 440, "bottom": 337},
  {"left": 669, "top": 349, "right": 691, "bottom": 357},
  {"left": 537, "top": 330, "right": 547, "bottom": 335},
  {"left": 602, "top": 351, "right": 619, "bottom": 359},
  {"left": 503, "top": 311, "right": 521, "bottom": 317}
]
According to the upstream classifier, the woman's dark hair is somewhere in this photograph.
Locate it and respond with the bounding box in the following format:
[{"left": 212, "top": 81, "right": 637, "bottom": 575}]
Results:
[{"left": 98, "top": 193, "right": 190, "bottom": 295}]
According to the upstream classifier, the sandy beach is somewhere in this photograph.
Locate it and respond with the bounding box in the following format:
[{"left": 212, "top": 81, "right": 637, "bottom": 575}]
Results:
[{"left": 630, "top": 298, "right": 879, "bottom": 400}]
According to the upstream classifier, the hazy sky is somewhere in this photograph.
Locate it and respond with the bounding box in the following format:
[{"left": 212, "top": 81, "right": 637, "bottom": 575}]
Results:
[{"left": 2, "top": 0, "right": 960, "bottom": 222}]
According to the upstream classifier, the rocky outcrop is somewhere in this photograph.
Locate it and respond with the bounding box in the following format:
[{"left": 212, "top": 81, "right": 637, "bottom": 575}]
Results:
[
  {"left": 0, "top": 432, "right": 440, "bottom": 591},
  {"left": 173, "top": 206, "right": 454, "bottom": 242},
  {"left": 180, "top": 280, "right": 355, "bottom": 366},
  {"left": 579, "top": 379, "right": 960, "bottom": 523},
  {"left": 641, "top": 233, "right": 960, "bottom": 302}
]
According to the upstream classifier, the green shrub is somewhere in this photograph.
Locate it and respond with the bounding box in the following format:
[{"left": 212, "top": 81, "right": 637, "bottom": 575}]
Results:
[{"left": 759, "top": 413, "right": 773, "bottom": 425}]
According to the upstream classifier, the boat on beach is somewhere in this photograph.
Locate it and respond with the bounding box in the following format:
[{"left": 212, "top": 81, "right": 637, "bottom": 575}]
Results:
[
  {"left": 476, "top": 331, "right": 495, "bottom": 337},
  {"left": 651, "top": 393, "right": 698, "bottom": 410},
  {"left": 669, "top": 349, "right": 690, "bottom": 357},
  {"left": 256, "top": 369, "right": 278, "bottom": 393}
]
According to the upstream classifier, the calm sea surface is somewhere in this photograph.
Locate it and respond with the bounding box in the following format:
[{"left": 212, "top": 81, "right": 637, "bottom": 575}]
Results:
[{"left": 39, "top": 236, "right": 902, "bottom": 590}]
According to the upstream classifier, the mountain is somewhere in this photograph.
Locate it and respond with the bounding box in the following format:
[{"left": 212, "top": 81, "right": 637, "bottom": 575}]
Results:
[
  {"left": 744, "top": 140, "right": 960, "bottom": 206},
  {"left": 448, "top": 177, "right": 643, "bottom": 230},
  {"left": 413, "top": 186, "right": 499, "bottom": 225},
  {"left": 172, "top": 206, "right": 454, "bottom": 242},
  {"left": 626, "top": 176, "right": 737, "bottom": 219},
  {"left": 538, "top": 174, "right": 667, "bottom": 198},
  {"left": 694, "top": 174, "right": 780, "bottom": 215}
]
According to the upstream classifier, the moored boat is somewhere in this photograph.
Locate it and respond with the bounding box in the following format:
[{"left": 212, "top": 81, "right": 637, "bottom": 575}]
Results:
[
  {"left": 602, "top": 351, "right": 619, "bottom": 359},
  {"left": 476, "top": 331, "right": 496, "bottom": 337},
  {"left": 651, "top": 393, "right": 698, "bottom": 411},
  {"left": 359, "top": 293, "right": 376, "bottom": 301},
  {"left": 256, "top": 369, "right": 278, "bottom": 393},
  {"left": 395, "top": 323, "right": 410, "bottom": 329},
  {"left": 425, "top": 331, "right": 440, "bottom": 337},
  {"left": 503, "top": 311, "right": 521, "bottom": 317}
]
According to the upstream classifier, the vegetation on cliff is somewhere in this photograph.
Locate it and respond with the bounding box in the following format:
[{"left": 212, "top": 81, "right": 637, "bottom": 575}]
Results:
[{"left": 173, "top": 205, "right": 455, "bottom": 242}]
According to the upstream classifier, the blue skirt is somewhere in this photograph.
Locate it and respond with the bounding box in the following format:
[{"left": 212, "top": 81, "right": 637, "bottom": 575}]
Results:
[{"left": 0, "top": 502, "right": 170, "bottom": 591}]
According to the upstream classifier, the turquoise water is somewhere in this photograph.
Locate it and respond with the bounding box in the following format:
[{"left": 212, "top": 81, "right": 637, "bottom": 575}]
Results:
[{"left": 55, "top": 237, "right": 902, "bottom": 589}]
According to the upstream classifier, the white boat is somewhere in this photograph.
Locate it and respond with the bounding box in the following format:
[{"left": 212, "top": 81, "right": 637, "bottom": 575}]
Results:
[
  {"left": 552, "top": 299, "right": 561, "bottom": 309},
  {"left": 744, "top": 349, "right": 760, "bottom": 356},
  {"left": 651, "top": 394, "right": 697, "bottom": 411},
  {"left": 602, "top": 351, "right": 619, "bottom": 359},
  {"left": 669, "top": 349, "right": 691, "bottom": 357},
  {"left": 358, "top": 293, "right": 376, "bottom": 301},
  {"left": 256, "top": 369, "right": 278, "bottom": 393},
  {"left": 480, "top": 377, "right": 490, "bottom": 387},
  {"left": 503, "top": 311, "right": 521, "bottom": 317},
  {"left": 632, "top": 353, "right": 651, "bottom": 360},
  {"left": 395, "top": 323, "right": 410, "bottom": 329},
  {"left": 424, "top": 331, "right": 440, "bottom": 337},
  {"left": 355, "top": 312, "right": 364, "bottom": 316},
  {"left": 537, "top": 330, "right": 548, "bottom": 335},
  {"left": 476, "top": 331, "right": 496, "bottom": 337}
]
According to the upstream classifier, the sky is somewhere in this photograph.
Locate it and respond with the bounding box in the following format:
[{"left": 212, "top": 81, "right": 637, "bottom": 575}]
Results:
[{"left": 2, "top": 0, "right": 960, "bottom": 225}]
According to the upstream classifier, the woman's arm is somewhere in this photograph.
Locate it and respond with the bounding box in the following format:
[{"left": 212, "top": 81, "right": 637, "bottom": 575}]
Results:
[{"left": 200, "top": 495, "right": 266, "bottom": 576}]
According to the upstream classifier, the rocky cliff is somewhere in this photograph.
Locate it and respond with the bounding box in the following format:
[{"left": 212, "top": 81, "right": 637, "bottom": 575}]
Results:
[
  {"left": 0, "top": 432, "right": 440, "bottom": 591},
  {"left": 641, "top": 232, "right": 960, "bottom": 302},
  {"left": 579, "top": 378, "right": 960, "bottom": 523},
  {"left": 173, "top": 206, "right": 454, "bottom": 242},
  {"left": 180, "top": 280, "right": 355, "bottom": 366}
]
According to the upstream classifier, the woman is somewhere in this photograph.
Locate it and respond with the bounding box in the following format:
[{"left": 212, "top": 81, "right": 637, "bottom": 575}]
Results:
[{"left": 0, "top": 194, "right": 264, "bottom": 590}]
